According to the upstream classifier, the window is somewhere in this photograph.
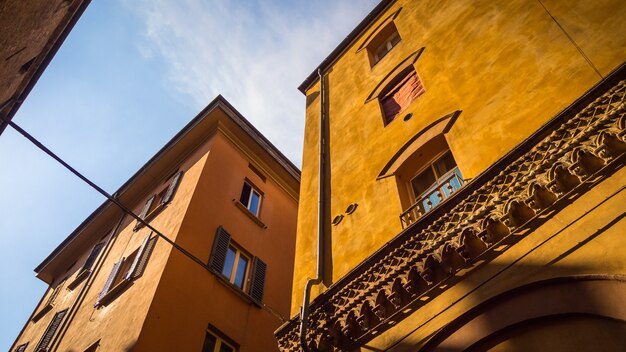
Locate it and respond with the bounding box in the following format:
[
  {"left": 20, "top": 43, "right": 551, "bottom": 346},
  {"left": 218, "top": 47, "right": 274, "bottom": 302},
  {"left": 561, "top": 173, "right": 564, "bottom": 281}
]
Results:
[
  {"left": 221, "top": 245, "right": 250, "bottom": 290},
  {"left": 239, "top": 181, "right": 262, "bottom": 216},
  {"left": 134, "top": 170, "right": 183, "bottom": 231},
  {"left": 209, "top": 227, "right": 267, "bottom": 305},
  {"left": 14, "top": 342, "right": 28, "bottom": 352},
  {"left": 35, "top": 309, "right": 68, "bottom": 351},
  {"left": 380, "top": 66, "right": 425, "bottom": 125},
  {"left": 68, "top": 242, "right": 105, "bottom": 289},
  {"left": 409, "top": 151, "right": 463, "bottom": 214},
  {"left": 367, "top": 22, "right": 401, "bottom": 66},
  {"left": 95, "top": 234, "right": 157, "bottom": 306},
  {"left": 33, "top": 278, "right": 66, "bottom": 322},
  {"left": 84, "top": 340, "right": 100, "bottom": 352},
  {"left": 202, "top": 330, "right": 236, "bottom": 352}
]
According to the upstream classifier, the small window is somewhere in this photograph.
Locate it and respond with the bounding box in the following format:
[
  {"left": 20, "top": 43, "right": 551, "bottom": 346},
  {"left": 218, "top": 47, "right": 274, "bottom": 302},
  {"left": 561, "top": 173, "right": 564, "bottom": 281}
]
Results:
[
  {"left": 14, "top": 342, "right": 28, "bottom": 352},
  {"left": 202, "top": 330, "right": 236, "bottom": 352},
  {"left": 410, "top": 151, "right": 464, "bottom": 213},
  {"left": 380, "top": 67, "right": 425, "bottom": 125},
  {"left": 208, "top": 227, "right": 267, "bottom": 305},
  {"left": 133, "top": 171, "right": 184, "bottom": 231},
  {"left": 239, "top": 181, "right": 262, "bottom": 216},
  {"left": 367, "top": 22, "right": 401, "bottom": 66},
  {"left": 36, "top": 309, "right": 68, "bottom": 351},
  {"left": 221, "top": 245, "right": 250, "bottom": 290},
  {"left": 95, "top": 234, "right": 157, "bottom": 306}
]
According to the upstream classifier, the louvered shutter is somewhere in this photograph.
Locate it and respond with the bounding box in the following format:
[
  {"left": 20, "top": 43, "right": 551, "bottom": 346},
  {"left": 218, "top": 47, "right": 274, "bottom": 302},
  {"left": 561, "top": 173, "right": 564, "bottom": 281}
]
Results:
[
  {"left": 15, "top": 342, "right": 28, "bottom": 352},
  {"left": 96, "top": 260, "right": 122, "bottom": 305},
  {"left": 249, "top": 257, "right": 267, "bottom": 305},
  {"left": 209, "top": 226, "right": 231, "bottom": 273},
  {"left": 127, "top": 234, "right": 158, "bottom": 280},
  {"left": 81, "top": 242, "right": 105, "bottom": 273},
  {"left": 36, "top": 308, "right": 67, "bottom": 351},
  {"left": 134, "top": 195, "right": 155, "bottom": 231},
  {"left": 161, "top": 171, "right": 184, "bottom": 205},
  {"left": 46, "top": 279, "right": 66, "bottom": 306}
]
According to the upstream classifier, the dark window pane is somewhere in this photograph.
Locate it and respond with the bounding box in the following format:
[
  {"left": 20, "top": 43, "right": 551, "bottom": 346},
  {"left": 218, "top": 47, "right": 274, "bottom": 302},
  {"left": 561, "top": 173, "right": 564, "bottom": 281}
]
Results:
[
  {"left": 239, "top": 183, "right": 251, "bottom": 206},
  {"left": 434, "top": 152, "right": 457, "bottom": 178},
  {"left": 411, "top": 168, "right": 436, "bottom": 197},
  {"left": 249, "top": 191, "right": 261, "bottom": 215},
  {"left": 234, "top": 256, "right": 248, "bottom": 289},
  {"left": 221, "top": 247, "right": 236, "bottom": 279},
  {"left": 220, "top": 343, "right": 234, "bottom": 352},
  {"left": 202, "top": 333, "right": 217, "bottom": 352}
]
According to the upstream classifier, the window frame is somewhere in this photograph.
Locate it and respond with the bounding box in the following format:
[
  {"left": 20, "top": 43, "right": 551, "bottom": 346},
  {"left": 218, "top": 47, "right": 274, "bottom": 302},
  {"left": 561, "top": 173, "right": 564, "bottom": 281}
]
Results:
[
  {"left": 202, "top": 328, "right": 237, "bottom": 352},
  {"left": 367, "top": 21, "right": 402, "bottom": 67},
  {"left": 133, "top": 170, "right": 183, "bottom": 231},
  {"left": 239, "top": 180, "right": 263, "bottom": 217},
  {"left": 408, "top": 150, "right": 464, "bottom": 207},
  {"left": 220, "top": 244, "right": 251, "bottom": 291}
]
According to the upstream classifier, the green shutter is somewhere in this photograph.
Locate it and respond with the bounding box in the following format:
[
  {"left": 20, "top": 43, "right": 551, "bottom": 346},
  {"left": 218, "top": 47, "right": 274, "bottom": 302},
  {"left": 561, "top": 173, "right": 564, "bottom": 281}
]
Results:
[
  {"left": 249, "top": 257, "right": 267, "bottom": 305},
  {"left": 209, "top": 226, "right": 231, "bottom": 273}
]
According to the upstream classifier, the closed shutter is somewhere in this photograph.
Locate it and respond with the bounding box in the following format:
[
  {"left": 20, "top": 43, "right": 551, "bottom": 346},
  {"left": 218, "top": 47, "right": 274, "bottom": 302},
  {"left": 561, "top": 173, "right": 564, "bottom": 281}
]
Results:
[
  {"left": 81, "top": 242, "right": 105, "bottom": 273},
  {"left": 36, "top": 308, "right": 67, "bottom": 351},
  {"left": 15, "top": 342, "right": 28, "bottom": 352},
  {"left": 127, "top": 234, "right": 158, "bottom": 280},
  {"left": 96, "top": 260, "right": 123, "bottom": 305},
  {"left": 134, "top": 195, "right": 155, "bottom": 231},
  {"left": 209, "top": 226, "right": 231, "bottom": 273},
  {"left": 161, "top": 171, "right": 184, "bottom": 205},
  {"left": 249, "top": 257, "right": 267, "bottom": 305}
]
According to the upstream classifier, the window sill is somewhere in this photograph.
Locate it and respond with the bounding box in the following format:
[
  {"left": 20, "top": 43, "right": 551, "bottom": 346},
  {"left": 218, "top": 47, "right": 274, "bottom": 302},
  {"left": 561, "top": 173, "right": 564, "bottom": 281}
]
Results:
[
  {"left": 232, "top": 200, "right": 267, "bottom": 229},
  {"left": 31, "top": 303, "right": 53, "bottom": 322},
  {"left": 95, "top": 278, "right": 132, "bottom": 307},
  {"left": 67, "top": 269, "right": 90, "bottom": 290},
  {"left": 211, "top": 269, "right": 262, "bottom": 308}
]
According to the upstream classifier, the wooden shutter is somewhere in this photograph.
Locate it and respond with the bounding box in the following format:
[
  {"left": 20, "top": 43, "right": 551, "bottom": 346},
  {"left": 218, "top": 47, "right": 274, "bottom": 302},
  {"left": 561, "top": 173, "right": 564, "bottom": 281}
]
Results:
[
  {"left": 134, "top": 195, "right": 155, "bottom": 231},
  {"left": 127, "top": 234, "right": 158, "bottom": 280},
  {"left": 15, "top": 342, "right": 28, "bottom": 352},
  {"left": 161, "top": 171, "right": 184, "bottom": 205},
  {"left": 96, "top": 260, "right": 123, "bottom": 305},
  {"left": 209, "top": 226, "right": 231, "bottom": 273},
  {"left": 36, "top": 308, "right": 67, "bottom": 351},
  {"left": 46, "top": 278, "right": 66, "bottom": 306},
  {"left": 81, "top": 242, "right": 105, "bottom": 273},
  {"left": 249, "top": 257, "right": 267, "bottom": 305}
]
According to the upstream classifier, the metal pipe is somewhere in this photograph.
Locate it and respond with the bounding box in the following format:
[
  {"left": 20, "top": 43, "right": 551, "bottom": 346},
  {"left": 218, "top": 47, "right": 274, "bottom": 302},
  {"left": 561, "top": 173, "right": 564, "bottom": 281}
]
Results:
[{"left": 299, "top": 68, "right": 327, "bottom": 351}]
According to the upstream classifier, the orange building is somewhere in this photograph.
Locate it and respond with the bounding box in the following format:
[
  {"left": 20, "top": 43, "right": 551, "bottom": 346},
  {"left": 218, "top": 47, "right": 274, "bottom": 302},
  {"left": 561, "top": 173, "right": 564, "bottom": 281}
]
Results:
[
  {"left": 277, "top": 0, "right": 626, "bottom": 351},
  {"left": 10, "top": 96, "right": 299, "bottom": 352}
]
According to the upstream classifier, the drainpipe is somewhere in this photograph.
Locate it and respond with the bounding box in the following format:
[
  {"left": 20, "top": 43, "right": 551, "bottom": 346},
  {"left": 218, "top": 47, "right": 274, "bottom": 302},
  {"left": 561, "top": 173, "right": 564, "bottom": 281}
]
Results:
[{"left": 299, "top": 68, "right": 326, "bottom": 351}]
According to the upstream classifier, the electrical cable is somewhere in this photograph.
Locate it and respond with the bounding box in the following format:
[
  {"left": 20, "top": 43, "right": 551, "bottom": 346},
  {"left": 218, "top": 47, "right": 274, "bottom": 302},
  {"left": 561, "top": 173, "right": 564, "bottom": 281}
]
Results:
[{"left": 0, "top": 112, "right": 288, "bottom": 322}]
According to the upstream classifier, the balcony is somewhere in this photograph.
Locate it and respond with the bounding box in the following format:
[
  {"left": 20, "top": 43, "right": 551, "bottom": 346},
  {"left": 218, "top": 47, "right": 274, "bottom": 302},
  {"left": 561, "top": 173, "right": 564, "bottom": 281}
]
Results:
[{"left": 400, "top": 167, "right": 464, "bottom": 228}]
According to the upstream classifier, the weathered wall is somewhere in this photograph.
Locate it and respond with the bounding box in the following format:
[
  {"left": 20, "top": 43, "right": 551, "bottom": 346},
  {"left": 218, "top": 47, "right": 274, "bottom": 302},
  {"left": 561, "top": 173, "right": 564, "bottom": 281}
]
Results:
[
  {"left": 291, "top": 0, "right": 626, "bottom": 315},
  {"left": 134, "top": 130, "right": 298, "bottom": 351}
]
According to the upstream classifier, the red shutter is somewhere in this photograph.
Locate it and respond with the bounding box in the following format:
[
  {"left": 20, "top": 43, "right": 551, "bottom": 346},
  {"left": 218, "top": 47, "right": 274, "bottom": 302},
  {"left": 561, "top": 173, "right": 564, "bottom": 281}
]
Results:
[
  {"left": 209, "top": 226, "right": 231, "bottom": 273},
  {"left": 35, "top": 309, "right": 67, "bottom": 351},
  {"left": 96, "top": 260, "right": 123, "bottom": 305},
  {"left": 134, "top": 195, "right": 155, "bottom": 231},
  {"left": 161, "top": 171, "right": 184, "bottom": 205},
  {"left": 249, "top": 257, "right": 267, "bottom": 305},
  {"left": 128, "top": 234, "right": 158, "bottom": 280},
  {"left": 381, "top": 69, "right": 425, "bottom": 123}
]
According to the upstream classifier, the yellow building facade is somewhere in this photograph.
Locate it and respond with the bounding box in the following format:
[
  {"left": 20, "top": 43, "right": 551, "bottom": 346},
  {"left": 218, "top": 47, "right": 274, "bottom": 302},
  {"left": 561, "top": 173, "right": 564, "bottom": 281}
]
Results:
[
  {"left": 10, "top": 97, "right": 300, "bottom": 352},
  {"left": 277, "top": 0, "right": 626, "bottom": 350}
]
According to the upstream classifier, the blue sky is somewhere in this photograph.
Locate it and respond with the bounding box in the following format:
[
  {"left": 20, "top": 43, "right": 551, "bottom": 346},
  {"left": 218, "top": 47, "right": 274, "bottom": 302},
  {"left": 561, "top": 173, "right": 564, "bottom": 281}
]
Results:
[{"left": 0, "top": 0, "right": 378, "bottom": 349}]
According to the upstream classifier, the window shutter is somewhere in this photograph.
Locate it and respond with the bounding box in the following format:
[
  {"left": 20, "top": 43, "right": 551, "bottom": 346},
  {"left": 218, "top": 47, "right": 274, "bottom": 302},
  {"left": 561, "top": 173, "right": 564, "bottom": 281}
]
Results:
[
  {"left": 15, "top": 342, "right": 28, "bottom": 352},
  {"left": 249, "top": 257, "right": 267, "bottom": 305},
  {"left": 36, "top": 308, "right": 67, "bottom": 351},
  {"left": 134, "top": 195, "right": 155, "bottom": 231},
  {"left": 161, "top": 171, "right": 184, "bottom": 205},
  {"left": 209, "top": 226, "right": 231, "bottom": 273},
  {"left": 127, "top": 234, "right": 158, "bottom": 280},
  {"left": 46, "top": 279, "right": 66, "bottom": 306},
  {"left": 81, "top": 242, "right": 105, "bottom": 273},
  {"left": 96, "top": 260, "right": 123, "bottom": 305}
]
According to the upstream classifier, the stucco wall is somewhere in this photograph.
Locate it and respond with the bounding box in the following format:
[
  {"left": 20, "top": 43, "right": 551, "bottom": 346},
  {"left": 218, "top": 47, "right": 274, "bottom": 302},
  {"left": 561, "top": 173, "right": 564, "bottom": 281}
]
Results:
[{"left": 291, "top": 0, "right": 626, "bottom": 315}]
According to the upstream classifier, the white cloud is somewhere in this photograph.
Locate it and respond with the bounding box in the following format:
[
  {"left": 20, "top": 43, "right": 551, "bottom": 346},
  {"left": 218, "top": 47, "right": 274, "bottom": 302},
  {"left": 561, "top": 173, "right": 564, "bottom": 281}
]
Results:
[{"left": 126, "top": 0, "right": 378, "bottom": 166}]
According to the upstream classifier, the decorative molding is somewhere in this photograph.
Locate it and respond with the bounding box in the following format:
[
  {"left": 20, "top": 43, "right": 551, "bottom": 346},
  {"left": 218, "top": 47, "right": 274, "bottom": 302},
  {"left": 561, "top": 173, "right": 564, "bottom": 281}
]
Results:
[{"left": 276, "top": 69, "right": 626, "bottom": 351}]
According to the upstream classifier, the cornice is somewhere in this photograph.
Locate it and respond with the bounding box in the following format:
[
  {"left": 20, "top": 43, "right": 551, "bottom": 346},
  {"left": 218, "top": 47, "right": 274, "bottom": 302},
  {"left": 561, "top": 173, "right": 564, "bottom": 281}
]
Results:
[{"left": 276, "top": 64, "right": 626, "bottom": 351}]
